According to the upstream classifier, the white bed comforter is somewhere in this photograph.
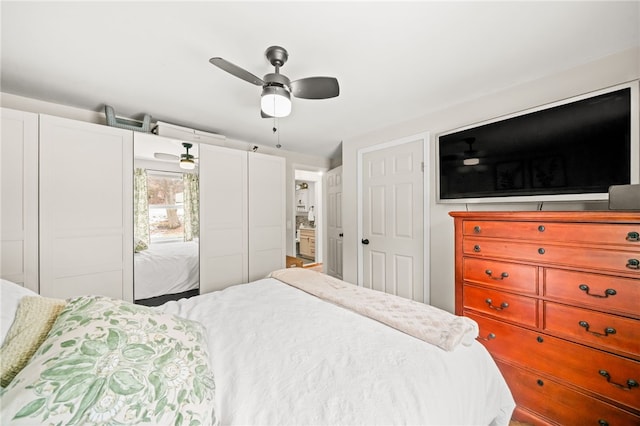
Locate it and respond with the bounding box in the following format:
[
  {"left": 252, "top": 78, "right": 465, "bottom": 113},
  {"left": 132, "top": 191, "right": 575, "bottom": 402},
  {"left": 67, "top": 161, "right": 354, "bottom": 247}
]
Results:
[
  {"left": 134, "top": 241, "right": 199, "bottom": 300},
  {"left": 159, "top": 278, "right": 515, "bottom": 425}
]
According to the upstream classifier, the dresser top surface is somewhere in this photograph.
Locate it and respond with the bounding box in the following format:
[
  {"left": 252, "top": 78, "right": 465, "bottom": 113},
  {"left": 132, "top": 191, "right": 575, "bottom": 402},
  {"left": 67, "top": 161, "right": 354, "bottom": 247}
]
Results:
[{"left": 449, "top": 211, "right": 640, "bottom": 223}]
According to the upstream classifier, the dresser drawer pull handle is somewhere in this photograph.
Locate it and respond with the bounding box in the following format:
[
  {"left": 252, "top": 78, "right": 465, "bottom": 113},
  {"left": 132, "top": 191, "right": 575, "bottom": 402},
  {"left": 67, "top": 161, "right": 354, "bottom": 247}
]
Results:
[
  {"left": 478, "top": 332, "right": 496, "bottom": 341},
  {"left": 598, "top": 370, "right": 639, "bottom": 390},
  {"left": 473, "top": 245, "right": 481, "bottom": 252},
  {"left": 598, "top": 420, "right": 609, "bottom": 426},
  {"left": 538, "top": 225, "right": 545, "bottom": 232},
  {"left": 485, "top": 270, "right": 509, "bottom": 280},
  {"left": 626, "top": 231, "right": 640, "bottom": 242},
  {"left": 626, "top": 258, "right": 640, "bottom": 269},
  {"left": 578, "top": 284, "right": 617, "bottom": 298},
  {"left": 473, "top": 226, "right": 481, "bottom": 234},
  {"left": 578, "top": 321, "right": 616, "bottom": 337},
  {"left": 485, "top": 298, "right": 509, "bottom": 311},
  {"left": 538, "top": 248, "right": 545, "bottom": 255}
]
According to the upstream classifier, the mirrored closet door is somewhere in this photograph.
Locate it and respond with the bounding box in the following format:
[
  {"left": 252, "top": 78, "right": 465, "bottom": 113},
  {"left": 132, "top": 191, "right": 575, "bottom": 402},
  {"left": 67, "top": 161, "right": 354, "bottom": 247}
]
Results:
[{"left": 133, "top": 133, "right": 199, "bottom": 306}]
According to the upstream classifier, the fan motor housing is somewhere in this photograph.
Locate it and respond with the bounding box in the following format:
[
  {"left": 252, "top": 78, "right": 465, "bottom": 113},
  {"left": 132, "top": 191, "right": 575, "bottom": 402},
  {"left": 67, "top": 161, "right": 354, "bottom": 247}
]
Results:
[{"left": 263, "top": 73, "right": 291, "bottom": 90}]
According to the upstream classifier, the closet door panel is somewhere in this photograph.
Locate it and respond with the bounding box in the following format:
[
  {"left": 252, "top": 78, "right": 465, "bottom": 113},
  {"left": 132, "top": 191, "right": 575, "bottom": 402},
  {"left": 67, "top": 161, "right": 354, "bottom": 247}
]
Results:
[
  {"left": 39, "top": 115, "right": 133, "bottom": 301},
  {"left": 248, "top": 152, "right": 285, "bottom": 281},
  {"left": 1, "top": 108, "right": 39, "bottom": 291},
  {"left": 200, "top": 145, "right": 248, "bottom": 293}
]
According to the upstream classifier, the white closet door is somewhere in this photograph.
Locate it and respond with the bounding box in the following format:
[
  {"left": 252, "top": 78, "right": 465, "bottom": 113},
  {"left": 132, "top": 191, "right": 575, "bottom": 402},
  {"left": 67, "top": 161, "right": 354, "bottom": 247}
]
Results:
[
  {"left": 1, "top": 108, "right": 39, "bottom": 291},
  {"left": 200, "top": 145, "right": 248, "bottom": 293},
  {"left": 248, "top": 152, "right": 285, "bottom": 281},
  {"left": 39, "top": 115, "right": 133, "bottom": 301}
]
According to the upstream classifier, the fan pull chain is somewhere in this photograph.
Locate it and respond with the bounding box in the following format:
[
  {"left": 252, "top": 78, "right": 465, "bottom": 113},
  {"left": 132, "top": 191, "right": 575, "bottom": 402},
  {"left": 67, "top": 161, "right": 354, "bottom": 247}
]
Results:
[{"left": 273, "top": 117, "right": 281, "bottom": 149}]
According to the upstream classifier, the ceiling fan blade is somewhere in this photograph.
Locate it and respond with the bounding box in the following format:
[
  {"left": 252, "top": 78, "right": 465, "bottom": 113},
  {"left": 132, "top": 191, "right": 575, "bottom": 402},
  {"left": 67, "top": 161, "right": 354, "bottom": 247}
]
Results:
[
  {"left": 290, "top": 77, "right": 339, "bottom": 99},
  {"left": 154, "top": 152, "right": 179, "bottom": 161},
  {"left": 209, "top": 57, "right": 264, "bottom": 86}
]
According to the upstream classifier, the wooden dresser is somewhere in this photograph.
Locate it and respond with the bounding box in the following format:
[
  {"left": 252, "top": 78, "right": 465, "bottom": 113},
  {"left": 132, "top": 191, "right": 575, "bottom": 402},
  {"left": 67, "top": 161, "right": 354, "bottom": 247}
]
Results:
[{"left": 450, "top": 211, "right": 640, "bottom": 425}]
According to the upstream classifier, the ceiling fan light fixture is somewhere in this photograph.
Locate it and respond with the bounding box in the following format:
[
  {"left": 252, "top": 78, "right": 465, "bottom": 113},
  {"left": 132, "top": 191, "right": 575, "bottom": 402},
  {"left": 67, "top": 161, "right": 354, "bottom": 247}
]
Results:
[
  {"left": 180, "top": 158, "right": 196, "bottom": 170},
  {"left": 463, "top": 157, "right": 480, "bottom": 166},
  {"left": 179, "top": 142, "right": 196, "bottom": 170},
  {"left": 261, "top": 85, "right": 291, "bottom": 118}
]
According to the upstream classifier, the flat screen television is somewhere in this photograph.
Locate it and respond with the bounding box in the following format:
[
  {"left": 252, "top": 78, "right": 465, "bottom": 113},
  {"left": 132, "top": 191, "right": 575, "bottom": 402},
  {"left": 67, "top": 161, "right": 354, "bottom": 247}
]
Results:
[{"left": 437, "top": 83, "right": 638, "bottom": 203}]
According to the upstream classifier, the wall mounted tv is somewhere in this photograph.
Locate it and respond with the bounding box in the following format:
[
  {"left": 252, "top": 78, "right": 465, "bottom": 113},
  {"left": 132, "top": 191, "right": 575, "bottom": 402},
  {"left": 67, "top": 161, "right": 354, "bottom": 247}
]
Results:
[{"left": 437, "top": 83, "right": 638, "bottom": 203}]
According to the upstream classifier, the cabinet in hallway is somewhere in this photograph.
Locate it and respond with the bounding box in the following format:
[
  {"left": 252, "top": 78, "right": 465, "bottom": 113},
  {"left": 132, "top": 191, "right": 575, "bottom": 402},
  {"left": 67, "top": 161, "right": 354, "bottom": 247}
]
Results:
[{"left": 298, "top": 228, "right": 315, "bottom": 259}]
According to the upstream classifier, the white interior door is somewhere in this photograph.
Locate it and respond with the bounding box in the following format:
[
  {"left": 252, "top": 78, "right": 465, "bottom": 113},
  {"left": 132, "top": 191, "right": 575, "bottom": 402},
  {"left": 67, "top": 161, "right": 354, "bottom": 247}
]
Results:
[
  {"left": 39, "top": 115, "right": 133, "bottom": 301},
  {"left": 1, "top": 108, "right": 39, "bottom": 291},
  {"left": 248, "top": 152, "right": 285, "bottom": 281},
  {"left": 360, "top": 138, "right": 424, "bottom": 301},
  {"left": 326, "top": 166, "right": 343, "bottom": 279},
  {"left": 200, "top": 145, "right": 248, "bottom": 293}
]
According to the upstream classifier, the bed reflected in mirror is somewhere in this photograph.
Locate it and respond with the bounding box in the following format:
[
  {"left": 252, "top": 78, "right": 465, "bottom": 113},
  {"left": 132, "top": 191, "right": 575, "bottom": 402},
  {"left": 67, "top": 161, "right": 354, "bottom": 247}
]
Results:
[{"left": 133, "top": 133, "right": 200, "bottom": 306}]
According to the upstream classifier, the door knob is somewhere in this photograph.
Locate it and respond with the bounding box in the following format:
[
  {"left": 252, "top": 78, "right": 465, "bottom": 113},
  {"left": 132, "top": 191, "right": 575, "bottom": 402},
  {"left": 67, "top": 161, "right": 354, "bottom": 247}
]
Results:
[{"left": 361, "top": 238, "right": 369, "bottom": 245}]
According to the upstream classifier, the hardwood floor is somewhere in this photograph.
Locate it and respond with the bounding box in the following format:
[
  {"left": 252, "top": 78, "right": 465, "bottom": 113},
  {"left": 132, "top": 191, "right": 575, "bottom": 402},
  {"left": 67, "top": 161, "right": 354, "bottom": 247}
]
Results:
[{"left": 302, "top": 263, "right": 323, "bottom": 272}]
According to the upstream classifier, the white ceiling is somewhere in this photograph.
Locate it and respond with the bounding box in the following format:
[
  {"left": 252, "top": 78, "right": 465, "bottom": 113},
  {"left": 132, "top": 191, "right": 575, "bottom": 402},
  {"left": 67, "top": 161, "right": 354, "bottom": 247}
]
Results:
[{"left": 2, "top": 1, "right": 638, "bottom": 159}]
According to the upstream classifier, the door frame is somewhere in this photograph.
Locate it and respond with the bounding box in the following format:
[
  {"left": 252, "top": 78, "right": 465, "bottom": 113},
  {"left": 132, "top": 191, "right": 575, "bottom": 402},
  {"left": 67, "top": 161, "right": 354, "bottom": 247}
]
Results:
[
  {"left": 292, "top": 167, "right": 327, "bottom": 265},
  {"left": 356, "top": 132, "right": 430, "bottom": 304}
]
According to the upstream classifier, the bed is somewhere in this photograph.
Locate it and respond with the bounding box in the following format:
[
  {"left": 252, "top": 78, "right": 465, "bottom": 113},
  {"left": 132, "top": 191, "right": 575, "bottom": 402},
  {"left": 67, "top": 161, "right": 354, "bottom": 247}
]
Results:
[
  {"left": 0, "top": 270, "right": 515, "bottom": 425},
  {"left": 134, "top": 240, "right": 199, "bottom": 305}
]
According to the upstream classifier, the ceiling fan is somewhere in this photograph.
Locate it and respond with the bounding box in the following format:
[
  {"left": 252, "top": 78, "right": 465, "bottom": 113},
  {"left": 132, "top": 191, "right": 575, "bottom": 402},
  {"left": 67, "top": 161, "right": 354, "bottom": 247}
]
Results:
[
  {"left": 209, "top": 46, "right": 339, "bottom": 118},
  {"left": 153, "top": 143, "right": 197, "bottom": 170},
  {"left": 461, "top": 138, "right": 480, "bottom": 166},
  {"left": 442, "top": 137, "right": 483, "bottom": 165}
]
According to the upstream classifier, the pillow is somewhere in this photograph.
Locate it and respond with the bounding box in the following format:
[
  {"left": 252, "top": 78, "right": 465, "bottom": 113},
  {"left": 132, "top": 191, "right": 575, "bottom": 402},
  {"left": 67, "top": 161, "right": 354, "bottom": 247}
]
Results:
[
  {"left": 1, "top": 279, "right": 38, "bottom": 346},
  {"left": 0, "top": 296, "right": 66, "bottom": 387},
  {"left": 1, "top": 295, "right": 217, "bottom": 425}
]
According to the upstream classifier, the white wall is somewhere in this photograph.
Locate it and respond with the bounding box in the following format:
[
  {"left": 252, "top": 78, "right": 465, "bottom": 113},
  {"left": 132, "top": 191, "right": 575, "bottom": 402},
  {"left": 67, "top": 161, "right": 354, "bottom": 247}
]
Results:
[
  {"left": 342, "top": 47, "right": 640, "bottom": 313},
  {"left": 0, "top": 93, "right": 330, "bottom": 258}
]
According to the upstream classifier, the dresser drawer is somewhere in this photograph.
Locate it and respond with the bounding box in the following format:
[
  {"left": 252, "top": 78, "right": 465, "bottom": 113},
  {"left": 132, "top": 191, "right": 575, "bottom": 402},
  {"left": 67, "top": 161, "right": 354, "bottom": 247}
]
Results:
[
  {"left": 497, "top": 361, "right": 640, "bottom": 426},
  {"left": 469, "top": 312, "right": 640, "bottom": 412},
  {"left": 463, "top": 285, "right": 538, "bottom": 327},
  {"left": 545, "top": 269, "right": 640, "bottom": 317},
  {"left": 464, "top": 238, "right": 640, "bottom": 275},
  {"left": 464, "top": 220, "right": 640, "bottom": 248},
  {"left": 544, "top": 302, "right": 640, "bottom": 357},
  {"left": 463, "top": 257, "right": 537, "bottom": 294}
]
